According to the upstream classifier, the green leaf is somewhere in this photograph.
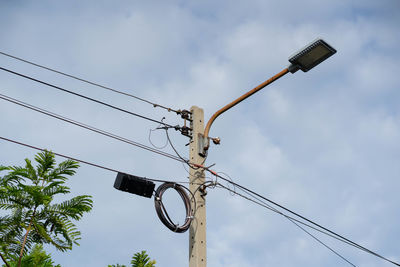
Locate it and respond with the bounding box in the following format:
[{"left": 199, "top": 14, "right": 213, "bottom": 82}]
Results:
[
  {"left": 3, "top": 244, "right": 60, "bottom": 267},
  {"left": 0, "top": 151, "right": 93, "bottom": 261},
  {"left": 131, "top": 251, "right": 156, "bottom": 267},
  {"left": 52, "top": 195, "right": 93, "bottom": 220},
  {"left": 0, "top": 166, "right": 9, "bottom": 173},
  {"left": 35, "top": 150, "right": 56, "bottom": 178}
]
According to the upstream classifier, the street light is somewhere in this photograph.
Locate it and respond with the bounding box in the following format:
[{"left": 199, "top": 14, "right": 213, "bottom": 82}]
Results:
[
  {"left": 200, "top": 38, "right": 336, "bottom": 156},
  {"left": 288, "top": 38, "right": 337, "bottom": 73}
]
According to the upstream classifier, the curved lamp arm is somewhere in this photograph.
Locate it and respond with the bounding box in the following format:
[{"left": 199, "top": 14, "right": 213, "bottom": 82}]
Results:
[
  {"left": 200, "top": 39, "right": 337, "bottom": 156},
  {"left": 202, "top": 67, "right": 289, "bottom": 151}
]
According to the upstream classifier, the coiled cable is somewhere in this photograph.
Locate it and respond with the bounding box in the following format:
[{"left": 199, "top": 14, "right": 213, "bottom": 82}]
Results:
[{"left": 154, "top": 183, "right": 194, "bottom": 233}]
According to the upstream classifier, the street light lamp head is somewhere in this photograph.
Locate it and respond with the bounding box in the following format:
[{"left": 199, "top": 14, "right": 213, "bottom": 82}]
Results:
[{"left": 288, "top": 38, "right": 336, "bottom": 73}]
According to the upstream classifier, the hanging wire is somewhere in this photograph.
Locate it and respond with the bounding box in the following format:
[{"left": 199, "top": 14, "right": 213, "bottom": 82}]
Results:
[
  {"left": 215, "top": 171, "right": 236, "bottom": 196},
  {"left": 164, "top": 128, "right": 207, "bottom": 172},
  {"left": 207, "top": 169, "right": 400, "bottom": 267},
  {"left": 3, "top": 129, "right": 394, "bottom": 265},
  {"left": 187, "top": 162, "right": 399, "bottom": 266},
  {"left": 148, "top": 119, "right": 169, "bottom": 150},
  {"left": 0, "top": 135, "right": 194, "bottom": 185},
  {"left": 0, "top": 93, "right": 184, "bottom": 163},
  {"left": 216, "top": 182, "right": 356, "bottom": 246},
  {"left": 216, "top": 182, "right": 358, "bottom": 266},
  {"left": 0, "top": 66, "right": 180, "bottom": 129},
  {"left": 165, "top": 128, "right": 191, "bottom": 163},
  {"left": 147, "top": 125, "right": 194, "bottom": 175},
  {"left": 154, "top": 182, "right": 194, "bottom": 233},
  {"left": 0, "top": 51, "right": 180, "bottom": 114}
]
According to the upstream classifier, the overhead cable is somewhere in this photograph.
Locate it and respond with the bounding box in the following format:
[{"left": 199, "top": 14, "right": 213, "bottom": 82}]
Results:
[
  {"left": 0, "top": 51, "right": 180, "bottom": 114},
  {"left": 0, "top": 66, "right": 179, "bottom": 130},
  {"left": 227, "top": 182, "right": 358, "bottom": 248},
  {"left": 0, "top": 93, "right": 185, "bottom": 163},
  {"left": 211, "top": 171, "right": 400, "bottom": 267},
  {"left": 217, "top": 182, "right": 356, "bottom": 246},
  {"left": 154, "top": 182, "right": 194, "bottom": 233},
  {"left": 216, "top": 183, "right": 357, "bottom": 267},
  {"left": 0, "top": 135, "right": 198, "bottom": 185}
]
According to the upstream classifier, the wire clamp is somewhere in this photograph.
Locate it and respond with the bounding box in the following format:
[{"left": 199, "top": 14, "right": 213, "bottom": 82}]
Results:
[{"left": 180, "top": 109, "right": 192, "bottom": 121}]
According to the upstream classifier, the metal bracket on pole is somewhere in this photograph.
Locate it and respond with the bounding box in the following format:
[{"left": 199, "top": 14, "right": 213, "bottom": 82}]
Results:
[{"left": 198, "top": 133, "right": 209, "bottom": 158}]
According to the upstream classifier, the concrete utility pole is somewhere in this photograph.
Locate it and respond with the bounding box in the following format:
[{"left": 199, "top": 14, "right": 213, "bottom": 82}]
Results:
[{"left": 189, "top": 106, "right": 207, "bottom": 267}]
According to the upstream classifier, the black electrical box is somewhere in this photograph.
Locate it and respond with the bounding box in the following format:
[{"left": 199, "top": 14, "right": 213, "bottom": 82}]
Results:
[{"left": 114, "top": 172, "right": 155, "bottom": 198}]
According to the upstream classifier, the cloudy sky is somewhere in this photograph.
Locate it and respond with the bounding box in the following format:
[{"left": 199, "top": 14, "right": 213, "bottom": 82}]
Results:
[{"left": 1, "top": 1, "right": 399, "bottom": 266}]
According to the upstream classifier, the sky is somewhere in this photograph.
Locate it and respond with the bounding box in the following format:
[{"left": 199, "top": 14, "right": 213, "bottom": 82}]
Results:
[{"left": 0, "top": 0, "right": 399, "bottom": 266}]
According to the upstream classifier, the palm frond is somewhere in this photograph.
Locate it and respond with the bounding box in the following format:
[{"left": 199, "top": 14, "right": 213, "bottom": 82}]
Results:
[
  {"left": 32, "top": 214, "right": 82, "bottom": 250},
  {"left": 131, "top": 251, "right": 156, "bottom": 267},
  {"left": 0, "top": 166, "right": 9, "bottom": 172},
  {"left": 0, "top": 187, "right": 32, "bottom": 209},
  {"left": 35, "top": 150, "right": 56, "bottom": 178},
  {"left": 32, "top": 221, "right": 71, "bottom": 252},
  {"left": 0, "top": 215, "right": 23, "bottom": 245},
  {"left": 24, "top": 159, "right": 38, "bottom": 183},
  {"left": 0, "top": 191, "right": 34, "bottom": 210},
  {"left": 42, "top": 182, "right": 70, "bottom": 197},
  {"left": 52, "top": 195, "right": 93, "bottom": 220},
  {"left": 1, "top": 169, "right": 26, "bottom": 185},
  {"left": 48, "top": 159, "right": 79, "bottom": 182}
]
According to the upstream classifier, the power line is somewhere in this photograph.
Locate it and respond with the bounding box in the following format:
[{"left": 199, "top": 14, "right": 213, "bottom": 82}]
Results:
[
  {"left": 126, "top": 130, "right": 398, "bottom": 266},
  {"left": 0, "top": 51, "right": 180, "bottom": 114},
  {"left": 212, "top": 171, "right": 400, "bottom": 266},
  {"left": 0, "top": 135, "right": 196, "bottom": 185},
  {"left": 287, "top": 212, "right": 357, "bottom": 267},
  {"left": 0, "top": 92, "right": 186, "bottom": 163},
  {"left": 226, "top": 182, "right": 358, "bottom": 248},
  {"left": 0, "top": 66, "right": 179, "bottom": 130},
  {"left": 216, "top": 183, "right": 357, "bottom": 267}
]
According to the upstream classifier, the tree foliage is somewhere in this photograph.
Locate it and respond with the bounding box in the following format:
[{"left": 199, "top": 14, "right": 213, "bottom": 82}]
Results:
[
  {"left": 2, "top": 244, "right": 60, "bottom": 267},
  {"left": 0, "top": 151, "right": 93, "bottom": 267},
  {"left": 131, "top": 251, "right": 156, "bottom": 267},
  {"left": 108, "top": 250, "right": 156, "bottom": 267}
]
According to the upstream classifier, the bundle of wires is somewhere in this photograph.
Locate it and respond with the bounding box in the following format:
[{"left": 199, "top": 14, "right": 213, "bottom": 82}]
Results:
[{"left": 154, "top": 183, "right": 193, "bottom": 233}]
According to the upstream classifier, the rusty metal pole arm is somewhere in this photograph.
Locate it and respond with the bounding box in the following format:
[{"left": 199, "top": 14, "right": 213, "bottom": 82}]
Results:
[{"left": 199, "top": 67, "right": 289, "bottom": 156}]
